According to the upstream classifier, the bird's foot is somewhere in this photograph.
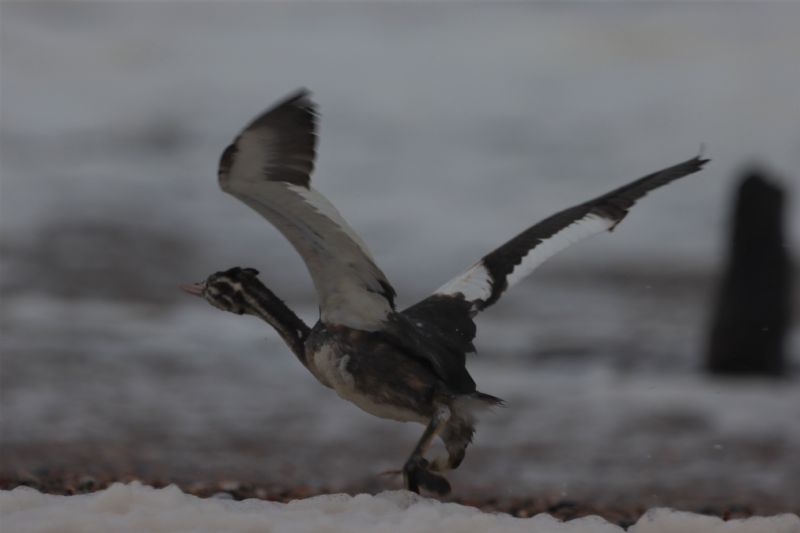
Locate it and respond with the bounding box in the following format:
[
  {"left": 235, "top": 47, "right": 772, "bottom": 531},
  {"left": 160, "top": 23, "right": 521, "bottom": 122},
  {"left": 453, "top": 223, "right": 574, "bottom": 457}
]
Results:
[
  {"left": 403, "top": 456, "right": 451, "bottom": 495},
  {"left": 427, "top": 454, "right": 455, "bottom": 472}
]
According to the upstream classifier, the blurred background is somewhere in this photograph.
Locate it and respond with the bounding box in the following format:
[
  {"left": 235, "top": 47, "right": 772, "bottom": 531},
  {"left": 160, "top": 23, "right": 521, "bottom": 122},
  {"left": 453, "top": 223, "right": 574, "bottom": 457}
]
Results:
[{"left": 1, "top": 1, "right": 798, "bottom": 511}]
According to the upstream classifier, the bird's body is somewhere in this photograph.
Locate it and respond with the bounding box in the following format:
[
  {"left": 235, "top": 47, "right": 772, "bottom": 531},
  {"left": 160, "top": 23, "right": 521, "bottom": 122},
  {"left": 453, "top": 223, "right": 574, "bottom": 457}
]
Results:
[
  {"left": 305, "top": 324, "right": 438, "bottom": 424},
  {"left": 182, "top": 89, "right": 708, "bottom": 494}
]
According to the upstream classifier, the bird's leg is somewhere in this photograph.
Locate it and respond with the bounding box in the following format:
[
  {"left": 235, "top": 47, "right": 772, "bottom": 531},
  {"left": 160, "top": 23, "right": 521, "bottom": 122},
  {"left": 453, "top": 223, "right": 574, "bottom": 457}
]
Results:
[
  {"left": 428, "top": 421, "right": 473, "bottom": 473},
  {"left": 428, "top": 447, "right": 465, "bottom": 473},
  {"left": 403, "top": 404, "right": 451, "bottom": 495}
]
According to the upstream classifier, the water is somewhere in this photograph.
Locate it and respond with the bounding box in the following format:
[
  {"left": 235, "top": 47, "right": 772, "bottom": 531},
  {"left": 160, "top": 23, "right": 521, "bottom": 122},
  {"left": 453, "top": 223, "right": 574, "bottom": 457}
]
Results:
[{"left": 1, "top": 2, "right": 799, "bottom": 506}]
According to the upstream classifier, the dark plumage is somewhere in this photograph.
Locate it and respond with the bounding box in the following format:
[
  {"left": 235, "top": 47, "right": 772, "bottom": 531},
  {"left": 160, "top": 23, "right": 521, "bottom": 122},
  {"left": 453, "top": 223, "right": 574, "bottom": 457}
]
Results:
[{"left": 182, "top": 90, "right": 709, "bottom": 494}]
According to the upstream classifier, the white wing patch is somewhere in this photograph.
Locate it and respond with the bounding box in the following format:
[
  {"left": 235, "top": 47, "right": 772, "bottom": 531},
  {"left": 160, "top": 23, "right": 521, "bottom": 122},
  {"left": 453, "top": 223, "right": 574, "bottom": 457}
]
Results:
[
  {"left": 435, "top": 263, "right": 493, "bottom": 303},
  {"left": 219, "top": 91, "right": 396, "bottom": 331},
  {"left": 230, "top": 181, "right": 394, "bottom": 330},
  {"left": 435, "top": 213, "right": 614, "bottom": 305},
  {"left": 505, "top": 213, "right": 613, "bottom": 288},
  {"left": 420, "top": 155, "right": 707, "bottom": 315},
  {"left": 286, "top": 184, "right": 377, "bottom": 262}
]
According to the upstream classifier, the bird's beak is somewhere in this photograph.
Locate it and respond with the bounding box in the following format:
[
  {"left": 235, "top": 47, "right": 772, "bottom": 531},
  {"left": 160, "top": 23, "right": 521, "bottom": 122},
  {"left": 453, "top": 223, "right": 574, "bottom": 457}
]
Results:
[{"left": 179, "top": 282, "right": 205, "bottom": 297}]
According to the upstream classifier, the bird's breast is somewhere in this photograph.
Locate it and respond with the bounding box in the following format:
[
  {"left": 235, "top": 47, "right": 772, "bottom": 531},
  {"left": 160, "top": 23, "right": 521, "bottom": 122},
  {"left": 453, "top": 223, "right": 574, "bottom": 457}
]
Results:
[
  {"left": 306, "top": 341, "right": 427, "bottom": 424},
  {"left": 307, "top": 342, "right": 353, "bottom": 391}
]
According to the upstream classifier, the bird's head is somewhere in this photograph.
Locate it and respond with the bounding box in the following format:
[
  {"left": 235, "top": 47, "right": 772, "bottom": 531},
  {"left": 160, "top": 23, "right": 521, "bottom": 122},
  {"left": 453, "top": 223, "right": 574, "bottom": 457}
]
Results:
[{"left": 180, "top": 267, "right": 261, "bottom": 315}]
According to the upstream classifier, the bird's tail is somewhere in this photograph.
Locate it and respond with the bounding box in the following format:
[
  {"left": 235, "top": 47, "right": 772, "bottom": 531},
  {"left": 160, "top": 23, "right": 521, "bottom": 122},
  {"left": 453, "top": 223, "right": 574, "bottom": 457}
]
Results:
[{"left": 474, "top": 391, "right": 505, "bottom": 408}]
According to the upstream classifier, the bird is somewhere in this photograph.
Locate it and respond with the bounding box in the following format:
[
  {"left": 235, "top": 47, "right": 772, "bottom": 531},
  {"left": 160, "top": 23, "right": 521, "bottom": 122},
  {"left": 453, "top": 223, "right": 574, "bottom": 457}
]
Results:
[{"left": 181, "top": 89, "right": 709, "bottom": 495}]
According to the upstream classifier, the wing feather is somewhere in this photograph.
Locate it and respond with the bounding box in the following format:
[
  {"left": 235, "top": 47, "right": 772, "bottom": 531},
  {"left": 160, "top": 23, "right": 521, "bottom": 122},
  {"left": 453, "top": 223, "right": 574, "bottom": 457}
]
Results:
[
  {"left": 219, "top": 90, "right": 396, "bottom": 330},
  {"left": 429, "top": 155, "right": 709, "bottom": 317}
]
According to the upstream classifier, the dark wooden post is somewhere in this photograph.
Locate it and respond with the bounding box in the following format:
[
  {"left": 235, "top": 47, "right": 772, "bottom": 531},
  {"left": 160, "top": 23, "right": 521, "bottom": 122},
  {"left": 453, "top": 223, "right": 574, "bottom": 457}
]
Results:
[{"left": 706, "top": 170, "right": 792, "bottom": 376}]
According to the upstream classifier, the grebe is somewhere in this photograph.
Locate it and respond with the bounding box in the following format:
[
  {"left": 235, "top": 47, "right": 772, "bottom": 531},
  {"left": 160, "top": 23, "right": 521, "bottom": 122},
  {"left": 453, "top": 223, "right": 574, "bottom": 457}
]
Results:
[{"left": 181, "top": 89, "right": 708, "bottom": 494}]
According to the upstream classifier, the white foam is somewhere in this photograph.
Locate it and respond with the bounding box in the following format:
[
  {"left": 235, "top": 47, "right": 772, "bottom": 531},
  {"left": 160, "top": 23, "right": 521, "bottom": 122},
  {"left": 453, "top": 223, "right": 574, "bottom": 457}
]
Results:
[{"left": 1, "top": 483, "right": 797, "bottom": 533}]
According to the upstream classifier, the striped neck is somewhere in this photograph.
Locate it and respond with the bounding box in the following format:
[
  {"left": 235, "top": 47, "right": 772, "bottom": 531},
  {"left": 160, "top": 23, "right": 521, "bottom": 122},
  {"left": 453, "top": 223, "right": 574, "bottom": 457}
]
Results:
[{"left": 238, "top": 279, "right": 311, "bottom": 365}]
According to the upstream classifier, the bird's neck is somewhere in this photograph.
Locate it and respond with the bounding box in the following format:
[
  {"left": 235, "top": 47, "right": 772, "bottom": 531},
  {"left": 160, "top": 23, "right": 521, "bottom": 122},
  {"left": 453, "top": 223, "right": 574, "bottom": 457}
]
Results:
[{"left": 240, "top": 280, "right": 311, "bottom": 364}]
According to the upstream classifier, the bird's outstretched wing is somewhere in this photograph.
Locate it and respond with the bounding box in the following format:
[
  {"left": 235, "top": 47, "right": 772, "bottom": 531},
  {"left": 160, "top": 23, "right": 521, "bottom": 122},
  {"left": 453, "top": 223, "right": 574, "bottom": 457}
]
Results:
[
  {"left": 219, "top": 89, "right": 396, "bottom": 330},
  {"left": 405, "top": 156, "right": 709, "bottom": 337}
]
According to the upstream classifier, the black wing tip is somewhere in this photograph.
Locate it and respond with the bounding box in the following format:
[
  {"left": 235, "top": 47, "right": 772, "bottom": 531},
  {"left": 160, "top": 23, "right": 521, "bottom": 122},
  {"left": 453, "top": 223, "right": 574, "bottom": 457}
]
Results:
[
  {"left": 593, "top": 151, "right": 710, "bottom": 232},
  {"left": 245, "top": 88, "right": 318, "bottom": 131},
  {"left": 691, "top": 154, "right": 711, "bottom": 170},
  {"left": 284, "top": 87, "right": 314, "bottom": 104},
  {"left": 672, "top": 155, "right": 710, "bottom": 181},
  {"left": 248, "top": 88, "right": 316, "bottom": 123},
  {"left": 687, "top": 145, "right": 711, "bottom": 171},
  {"left": 273, "top": 87, "right": 317, "bottom": 115}
]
